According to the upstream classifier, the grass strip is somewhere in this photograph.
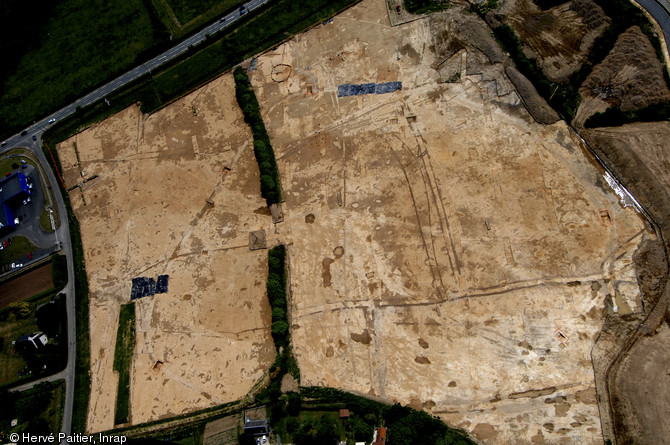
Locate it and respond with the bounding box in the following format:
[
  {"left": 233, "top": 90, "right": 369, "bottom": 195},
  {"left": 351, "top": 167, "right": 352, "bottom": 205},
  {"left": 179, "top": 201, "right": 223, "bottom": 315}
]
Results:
[
  {"left": 113, "top": 302, "right": 136, "bottom": 425},
  {"left": 234, "top": 67, "right": 282, "bottom": 205}
]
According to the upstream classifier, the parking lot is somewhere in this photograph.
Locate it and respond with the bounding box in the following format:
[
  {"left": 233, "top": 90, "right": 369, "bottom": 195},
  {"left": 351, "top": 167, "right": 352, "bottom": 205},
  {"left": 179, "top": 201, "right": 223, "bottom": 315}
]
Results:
[{"left": 0, "top": 155, "right": 60, "bottom": 278}]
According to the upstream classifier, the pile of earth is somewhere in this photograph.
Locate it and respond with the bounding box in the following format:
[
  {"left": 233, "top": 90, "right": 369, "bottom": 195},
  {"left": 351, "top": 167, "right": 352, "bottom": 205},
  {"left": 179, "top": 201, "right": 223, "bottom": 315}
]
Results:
[
  {"left": 579, "top": 26, "right": 670, "bottom": 111},
  {"left": 503, "top": 0, "right": 610, "bottom": 82}
]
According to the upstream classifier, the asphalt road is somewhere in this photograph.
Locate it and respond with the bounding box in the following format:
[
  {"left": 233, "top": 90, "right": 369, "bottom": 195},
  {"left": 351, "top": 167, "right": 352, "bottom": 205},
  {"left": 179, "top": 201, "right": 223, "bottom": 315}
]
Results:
[{"left": 636, "top": 0, "right": 670, "bottom": 52}]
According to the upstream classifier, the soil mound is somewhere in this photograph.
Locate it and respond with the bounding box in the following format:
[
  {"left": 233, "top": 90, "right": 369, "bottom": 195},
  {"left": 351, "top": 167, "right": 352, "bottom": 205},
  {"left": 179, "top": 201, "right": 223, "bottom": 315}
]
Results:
[
  {"left": 505, "top": 66, "right": 560, "bottom": 124},
  {"left": 580, "top": 26, "right": 670, "bottom": 111}
]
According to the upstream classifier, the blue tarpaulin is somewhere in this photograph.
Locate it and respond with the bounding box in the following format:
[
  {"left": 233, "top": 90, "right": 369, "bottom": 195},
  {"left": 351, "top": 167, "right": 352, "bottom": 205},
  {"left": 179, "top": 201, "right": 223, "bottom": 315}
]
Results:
[
  {"left": 338, "top": 81, "right": 402, "bottom": 97},
  {"left": 131, "top": 275, "right": 169, "bottom": 300}
]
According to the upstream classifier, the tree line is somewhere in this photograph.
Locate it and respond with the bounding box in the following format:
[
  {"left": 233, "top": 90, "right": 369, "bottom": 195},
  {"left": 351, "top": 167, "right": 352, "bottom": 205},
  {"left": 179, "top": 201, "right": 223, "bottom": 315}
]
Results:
[{"left": 234, "top": 66, "right": 282, "bottom": 206}]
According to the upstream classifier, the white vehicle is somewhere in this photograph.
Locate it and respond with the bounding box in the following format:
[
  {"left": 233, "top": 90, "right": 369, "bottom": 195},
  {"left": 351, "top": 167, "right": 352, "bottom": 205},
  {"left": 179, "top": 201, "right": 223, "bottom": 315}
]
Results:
[
  {"left": 11, "top": 263, "right": 22, "bottom": 269},
  {"left": 48, "top": 118, "right": 56, "bottom": 124},
  {"left": 13, "top": 218, "right": 19, "bottom": 225}
]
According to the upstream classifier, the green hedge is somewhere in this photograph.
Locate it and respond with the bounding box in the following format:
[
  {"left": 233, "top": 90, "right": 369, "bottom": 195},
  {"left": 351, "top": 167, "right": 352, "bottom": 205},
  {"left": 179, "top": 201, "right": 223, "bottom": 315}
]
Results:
[
  {"left": 113, "top": 303, "right": 136, "bottom": 425},
  {"left": 234, "top": 67, "right": 282, "bottom": 206},
  {"left": 51, "top": 253, "right": 68, "bottom": 291},
  {"left": 267, "top": 245, "right": 288, "bottom": 348}
]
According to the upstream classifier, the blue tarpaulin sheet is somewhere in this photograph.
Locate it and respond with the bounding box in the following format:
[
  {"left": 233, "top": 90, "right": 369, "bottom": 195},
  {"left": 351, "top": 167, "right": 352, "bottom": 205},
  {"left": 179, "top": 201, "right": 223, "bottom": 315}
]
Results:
[{"left": 338, "top": 81, "right": 402, "bottom": 97}]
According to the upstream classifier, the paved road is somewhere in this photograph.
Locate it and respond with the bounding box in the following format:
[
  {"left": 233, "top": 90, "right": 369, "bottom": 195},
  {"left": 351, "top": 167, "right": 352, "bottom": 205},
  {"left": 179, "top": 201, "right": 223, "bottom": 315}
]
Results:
[
  {"left": 1, "top": 0, "right": 271, "bottom": 149},
  {"left": 636, "top": 0, "right": 670, "bottom": 52},
  {"left": 6, "top": 137, "right": 76, "bottom": 436}
]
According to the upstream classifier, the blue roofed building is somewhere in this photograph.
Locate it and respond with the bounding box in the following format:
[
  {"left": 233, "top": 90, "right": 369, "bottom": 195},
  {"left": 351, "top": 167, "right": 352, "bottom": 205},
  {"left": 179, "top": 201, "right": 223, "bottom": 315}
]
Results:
[{"left": 0, "top": 172, "right": 31, "bottom": 236}]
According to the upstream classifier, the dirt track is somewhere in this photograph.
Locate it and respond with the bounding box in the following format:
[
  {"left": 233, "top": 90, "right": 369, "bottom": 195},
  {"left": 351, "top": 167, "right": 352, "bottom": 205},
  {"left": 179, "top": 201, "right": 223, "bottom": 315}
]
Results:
[{"left": 0, "top": 263, "right": 53, "bottom": 309}]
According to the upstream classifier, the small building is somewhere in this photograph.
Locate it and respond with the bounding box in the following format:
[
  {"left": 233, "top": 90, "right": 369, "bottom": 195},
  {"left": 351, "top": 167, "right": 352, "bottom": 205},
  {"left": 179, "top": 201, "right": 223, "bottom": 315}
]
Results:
[
  {"left": 15, "top": 331, "right": 48, "bottom": 350},
  {"left": 0, "top": 172, "right": 31, "bottom": 237},
  {"left": 243, "top": 419, "right": 269, "bottom": 436},
  {"left": 372, "top": 426, "right": 387, "bottom": 445},
  {"left": 339, "top": 409, "right": 350, "bottom": 419}
]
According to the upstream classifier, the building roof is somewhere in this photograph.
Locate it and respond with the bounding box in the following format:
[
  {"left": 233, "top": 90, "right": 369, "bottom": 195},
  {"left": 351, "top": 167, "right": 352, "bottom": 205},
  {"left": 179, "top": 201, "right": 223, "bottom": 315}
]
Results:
[
  {"left": 372, "top": 427, "right": 387, "bottom": 445},
  {"left": 0, "top": 172, "right": 30, "bottom": 203},
  {"left": 243, "top": 419, "right": 267, "bottom": 429},
  {"left": 339, "top": 409, "right": 350, "bottom": 418}
]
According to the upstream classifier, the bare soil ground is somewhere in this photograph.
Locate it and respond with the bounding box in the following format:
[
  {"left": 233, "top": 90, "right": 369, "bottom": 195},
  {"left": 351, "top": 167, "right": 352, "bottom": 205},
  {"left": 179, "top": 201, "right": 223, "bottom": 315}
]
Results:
[
  {"left": 611, "top": 322, "right": 670, "bottom": 444},
  {"left": 0, "top": 262, "right": 53, "bottom": 309},
  {"left": 56, "top": 75, "right": 276, "bottom": 431},
  {"left": 503, "top": 0, "right": 610, "bottom": 82},
  {"left": 247, "top": 1, "right": 650, "bottom": 443}
]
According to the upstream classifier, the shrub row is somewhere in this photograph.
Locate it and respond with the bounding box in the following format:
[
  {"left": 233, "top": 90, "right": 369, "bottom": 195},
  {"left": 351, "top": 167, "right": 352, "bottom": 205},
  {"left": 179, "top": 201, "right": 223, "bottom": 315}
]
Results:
[
  {"left": 267, "top": 244, "right": 288, "bottom": 348},
  {"left": 585, "top": 102, "right": 670, "bottom": 128},
  {"left": 234, "top": 67, "right": 281, "bottom": 205},
  {"left": 51, "top": 253, "right": 68, "bottom": 291}
]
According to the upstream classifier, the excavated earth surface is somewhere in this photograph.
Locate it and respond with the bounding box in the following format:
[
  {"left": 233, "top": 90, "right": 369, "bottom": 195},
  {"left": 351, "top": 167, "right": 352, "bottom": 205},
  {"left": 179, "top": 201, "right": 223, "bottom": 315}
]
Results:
[
  {"left": 54, "top": 0, "right": 670, "bottom": 443},
  {"left": 57, "top": 76, "right": 276, "bottom": 431},
  {"left": 248, "top": 1, "right": 651, "bottom": 443}
]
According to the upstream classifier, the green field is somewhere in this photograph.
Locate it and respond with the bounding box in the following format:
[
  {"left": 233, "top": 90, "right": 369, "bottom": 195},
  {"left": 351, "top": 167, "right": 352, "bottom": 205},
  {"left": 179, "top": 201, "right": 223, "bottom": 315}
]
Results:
[
  {"left": 153, "top": 0, "right": 243, "bottom": 38},
  {"left": 113, "top": 302, "right": 137, "bottom": 425},
  {"left": 0, "top": 0, "right": 169, "bottom": 139}
]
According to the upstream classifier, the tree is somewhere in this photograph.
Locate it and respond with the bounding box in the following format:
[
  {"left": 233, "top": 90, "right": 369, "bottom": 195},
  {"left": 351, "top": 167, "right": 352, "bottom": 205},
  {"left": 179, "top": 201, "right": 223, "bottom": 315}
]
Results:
[
  {"left": 286, "top": 391, "right": 301, "bottom": 416},
  {"left": 266, "top": 276, "right": 285, "bottom": 303},
  {"left": 286, "top": 416, "right": 300, "bottom": 434},
  {"left": 272, "top": 307, "right": 286, "bottom": 321},
  {"left": 271, "top": 320, "right": 289, "bottom": 336}
]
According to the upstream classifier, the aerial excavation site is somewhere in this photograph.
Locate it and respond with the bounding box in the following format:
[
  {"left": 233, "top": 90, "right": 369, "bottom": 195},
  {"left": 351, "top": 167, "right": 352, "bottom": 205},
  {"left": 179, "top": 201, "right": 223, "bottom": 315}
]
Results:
[{"left": 41, "top": 0, "right": 670, "bottom": 443}]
